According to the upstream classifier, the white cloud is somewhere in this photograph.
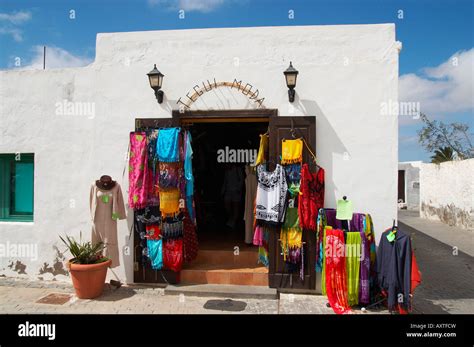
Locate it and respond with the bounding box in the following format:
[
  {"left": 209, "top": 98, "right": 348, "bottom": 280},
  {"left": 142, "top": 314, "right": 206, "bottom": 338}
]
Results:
[
  {"left": 0, "top": 27, "right": 23, "bottom": 42},
  {"left": 148, "top": 0, "right": 225, "bottom": 13},
  {"left": 0, "top": 10, "right": 32, "bottom": 41},
  {"left": 399, "top": 48, "right": 474, "bottom": 117},
  {"left": 22, "top": 46, "right": 93, "bottom": 70},
  {"left": 0, "top": 11, "right": 32, "bottom": 24}
]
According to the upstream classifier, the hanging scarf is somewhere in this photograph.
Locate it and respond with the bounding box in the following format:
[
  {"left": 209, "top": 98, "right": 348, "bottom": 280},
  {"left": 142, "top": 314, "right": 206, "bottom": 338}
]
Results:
[
  {"left": 163, "top": 238, "right": 183, "bottom": 272},
  {"left": 129, "top": 132, "right": 148, "bottom": 209},
  {"left": 147, "top": 130, "right": 159, "bottom": 168},
  {"left": 316, "top": 208, "right": 327, "bottom": 273},
  {"left": 159, "top": 162, "right": 180, "bottom": 188},
  {"left": 157, "top": 127, "right": 180, "bottom": 162},
  {"left": 299, "top": 164, "right": 325, "bottom": 231},
  {"left": 159, "top": 188, "right": 180, "bottom": 215},
  {"left": 254, "top": 134, "right": 268, "bottom": 165},
  {"left": 359, "top": 229, "right": 370, "bottom": 305},
  {"left": 147, "top": 239, "right": 163, "bottom": 270},
  {"left": 281, "top": 138, "right": 303, "bottom": 165},
  {"left": 325, "top": 228, "right": 351, "bottom": 314},
  {"left": 258, "top": 227, "right": 269, "bottom": 267},
  {"left": 321, "top": 226, "right": 331, "bottom": 296},
  {"left": 280, "top": 208, "right": 302, "bottom": 260},
  {"left": 345, "top": 231, "right": 361, "bottom": 306},
  {"left": 183, "top": 210, "right": 198, "bottom": 263}
]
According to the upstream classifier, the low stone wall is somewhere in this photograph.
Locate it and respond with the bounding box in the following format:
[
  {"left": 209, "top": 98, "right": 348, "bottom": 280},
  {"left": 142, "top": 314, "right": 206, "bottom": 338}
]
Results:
[{"left": 420, "top": 159, "right": 474, "bottom": 230}]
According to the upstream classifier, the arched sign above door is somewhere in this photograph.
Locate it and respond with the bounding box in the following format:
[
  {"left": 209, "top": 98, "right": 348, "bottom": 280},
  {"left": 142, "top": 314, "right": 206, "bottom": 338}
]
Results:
[{"left": 177, "top": 79, "right": 266, "bottom": 110}]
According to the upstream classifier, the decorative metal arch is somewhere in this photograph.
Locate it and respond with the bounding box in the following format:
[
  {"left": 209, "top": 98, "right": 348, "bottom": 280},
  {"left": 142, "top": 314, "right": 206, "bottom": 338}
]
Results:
[{"left": 177, "top": 78, "right": 266, "bottom": 110}]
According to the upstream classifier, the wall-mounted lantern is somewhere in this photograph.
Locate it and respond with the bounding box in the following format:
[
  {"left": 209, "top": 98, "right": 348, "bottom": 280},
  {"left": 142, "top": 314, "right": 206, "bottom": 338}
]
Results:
[
  {"left": 283, "top": 61, "right": 299, "bottom": 103},
  {"left": 147, "top": 64, "right": 164, "bottom": 104}
]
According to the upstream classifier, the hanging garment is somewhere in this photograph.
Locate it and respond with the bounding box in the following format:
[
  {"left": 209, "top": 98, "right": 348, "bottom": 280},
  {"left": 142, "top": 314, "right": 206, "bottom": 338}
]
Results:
[
  {"left": 316, "top": 208, "right": 327, "bottom": 273},
  {"left": 145, "top": 224, "right": 161, "bottom": 240},
  {"left": 157, "top": 127, "right": 180, "bottom": 163},
  {"left": 146, "top": 130, "right": 159, "bottom": 168},
  {"left": 159, "top": 188, "right": 180, "bottom": 215},
  {"left": 129, "top": 132, "right": 149, "bottom": 209},
  {"left": 184, "top": 131, "right": 195, "bottom": 222},
  {"left": 377, "top": 228, "right": 412, "bottom": 311},
  {"left": 258, "top": 227, "right": 270, "bottom": 267},
  {"left": 345, "top": 231, "right": 362, "bottom": 306},
  {"left": 325, "top": 209, "right": 365, "bottom": 232},
  {"left": 359, "top": 230, "right": 371, "bottom": 305},
  {"left": 280, "top": 207, "right": 303, "bottom": 259},
  {"left": 255, "top": 134, "right": 269, "bottom": 165},
  {"left": 159, "top": 162, "right": 180, "bottom": 188},
  {"left": 321, "top": 226, "right": 330, "bottom": 296},
  {"left": 325, "top": 228, "right": 351, "bottom": 314},
  {"left": 183, "top": 210, "right": 198, "bottom": 263},
  {"left": 255, "top": 164, "right": 288, "bottom": 224},
  {"left": 244, "top": 165, "right": 258, "bottom": 244},
  {"left": 281, "top": 138, "right": 303, "bottom": 165},
  {"left": 161, "top": 220, "right": 184, "bottom": 240},
  {"left": 163, "top": 238, "right": 183, "bottom": 272},
  {"left": 90, "top": 183, "right": 126, "bottom": 268},
  {"left": 253, "top": 225, "right": 264, "bottom": 246},
  {"left": 283, "top": 163, "right": 302, "bottom": 185},
  {"left": 147, "top": 239, "right": 163, "bottom": 270},
  {"left": 298, "top": 164, "right": 325, "bottom": 231}
]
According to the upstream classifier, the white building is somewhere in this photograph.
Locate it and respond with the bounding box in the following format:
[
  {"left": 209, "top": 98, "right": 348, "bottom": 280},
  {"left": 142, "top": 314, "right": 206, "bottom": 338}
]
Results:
[
  {"left": 0, "top": 24, "right": 400, "bottom": 288},
  {"left": 398, "top": 161, "right": 422, "bottom": 211}
]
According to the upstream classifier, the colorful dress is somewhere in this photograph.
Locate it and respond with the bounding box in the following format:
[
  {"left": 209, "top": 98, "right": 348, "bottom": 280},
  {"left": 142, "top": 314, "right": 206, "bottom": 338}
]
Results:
[
  {"left": 255, "top": 164, "right": 288, "bottom": 224},
  {"left": 298, "top": 164, "right": 325, "bottom": 231}
]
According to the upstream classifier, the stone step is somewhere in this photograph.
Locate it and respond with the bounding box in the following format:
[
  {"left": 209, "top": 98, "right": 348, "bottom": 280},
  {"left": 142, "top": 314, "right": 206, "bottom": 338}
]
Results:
[
  {"left": 180, "top": 265, "right": 269, "bottom": 286},
  {"left": 190, "top": 249, "right": 260, "bottom": 268},
  {"left": 165, "top": 283, "right": 277, "bottom": 299}
]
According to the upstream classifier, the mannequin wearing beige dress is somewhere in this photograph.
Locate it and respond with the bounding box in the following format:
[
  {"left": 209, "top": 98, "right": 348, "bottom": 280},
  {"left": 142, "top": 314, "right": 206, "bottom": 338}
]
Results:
[{"left": 90, "top": 181, "right": 126, "bottom": 268}]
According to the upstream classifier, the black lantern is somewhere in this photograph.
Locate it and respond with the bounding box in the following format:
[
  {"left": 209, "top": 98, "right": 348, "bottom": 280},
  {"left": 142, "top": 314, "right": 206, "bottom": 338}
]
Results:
[
  {"left": 147, "top": 64, "right": 164, "bottom": 103},
  {"left": 283, "top": 61, "right": 298, "bottom": 102}
]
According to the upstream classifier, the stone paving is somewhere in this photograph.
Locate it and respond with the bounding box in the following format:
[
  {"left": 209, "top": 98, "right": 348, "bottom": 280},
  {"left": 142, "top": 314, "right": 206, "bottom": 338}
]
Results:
[
  {"left": 398, "top": 211, "right": 474, "bottom": 314},
  {"left": 0, "top": 277, "right": 387, "bottom": 314}
]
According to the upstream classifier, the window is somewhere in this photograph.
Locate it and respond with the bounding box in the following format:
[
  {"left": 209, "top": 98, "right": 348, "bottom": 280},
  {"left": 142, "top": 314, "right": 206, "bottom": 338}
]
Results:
[{"left": 0, "top": 153, "right": 34, "bottom": 222}]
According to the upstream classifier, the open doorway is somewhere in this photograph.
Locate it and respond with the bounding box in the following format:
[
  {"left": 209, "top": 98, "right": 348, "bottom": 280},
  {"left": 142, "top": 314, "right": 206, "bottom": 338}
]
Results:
[{"left": 188, "top": 121, "right": 268, "bottom": 250}]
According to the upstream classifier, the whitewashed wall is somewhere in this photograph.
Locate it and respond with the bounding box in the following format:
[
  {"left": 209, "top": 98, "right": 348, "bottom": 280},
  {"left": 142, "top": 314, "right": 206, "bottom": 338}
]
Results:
[
  {"left": 398, "top": 161, "right": 421, "bottom": 210},
  {"left": 0, "top": 24, "right": 399, "bottom": 283},
  {"left": 420, "top": 159, "right": 474, "bottom": 230}
]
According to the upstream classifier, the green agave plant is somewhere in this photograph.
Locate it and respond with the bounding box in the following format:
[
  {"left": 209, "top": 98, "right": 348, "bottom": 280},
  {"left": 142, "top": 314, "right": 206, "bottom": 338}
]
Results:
[{"left": 59, "top": 232, "right": 109, "bottom": 264}]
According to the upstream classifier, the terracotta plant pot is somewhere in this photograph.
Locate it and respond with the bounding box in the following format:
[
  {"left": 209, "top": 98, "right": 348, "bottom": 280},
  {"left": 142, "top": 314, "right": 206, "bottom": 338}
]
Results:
[{"left": 67, "top": 259, "right": 111, "bottom": 299}]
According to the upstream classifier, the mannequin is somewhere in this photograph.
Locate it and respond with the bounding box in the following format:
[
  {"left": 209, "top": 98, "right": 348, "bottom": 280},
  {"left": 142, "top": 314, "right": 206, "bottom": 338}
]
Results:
[
  {"left": 96, "top": 175, "right": 116, "bottom": 190},
  {"left": 90, "top": 175, "right": 126, "bottom": 268}
]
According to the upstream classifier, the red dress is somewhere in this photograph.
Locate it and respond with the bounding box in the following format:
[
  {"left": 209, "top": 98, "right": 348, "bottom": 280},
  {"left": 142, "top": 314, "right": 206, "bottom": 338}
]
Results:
[{"left": 298, "top": 164, "right": 325, "bottom": 231}]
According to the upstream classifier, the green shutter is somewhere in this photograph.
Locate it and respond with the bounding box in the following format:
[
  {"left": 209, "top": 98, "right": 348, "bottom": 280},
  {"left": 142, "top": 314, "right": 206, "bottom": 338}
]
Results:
[{"left": 0, "top": 153, "right": 34, "bottom": 221}]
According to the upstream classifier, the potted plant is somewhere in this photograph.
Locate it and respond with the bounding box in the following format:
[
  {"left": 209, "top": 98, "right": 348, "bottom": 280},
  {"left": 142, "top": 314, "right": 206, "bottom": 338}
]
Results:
[{"left": 60, "top": 233, "right": 111, "bottom": 299}]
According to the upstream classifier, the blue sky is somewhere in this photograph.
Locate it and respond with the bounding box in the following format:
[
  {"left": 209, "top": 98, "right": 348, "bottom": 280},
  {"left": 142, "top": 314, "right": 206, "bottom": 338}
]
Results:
[{"left": 0, "top": 0, "right": 472, "bottom": 162}]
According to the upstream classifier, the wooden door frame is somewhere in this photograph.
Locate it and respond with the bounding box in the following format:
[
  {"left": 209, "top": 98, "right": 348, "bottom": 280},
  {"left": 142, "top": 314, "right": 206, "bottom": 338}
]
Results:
[{"left": 171, "top": 109, "right": 278, "bottom": 123}]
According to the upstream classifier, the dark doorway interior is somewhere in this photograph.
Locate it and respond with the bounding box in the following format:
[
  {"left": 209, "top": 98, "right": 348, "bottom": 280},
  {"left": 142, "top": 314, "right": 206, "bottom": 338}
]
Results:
[
  {"left": 398, "top": 170, "right": 405, "bottom": 202},
  {"left": 189, "top": 122, "right": 268, "bottom": 249}
]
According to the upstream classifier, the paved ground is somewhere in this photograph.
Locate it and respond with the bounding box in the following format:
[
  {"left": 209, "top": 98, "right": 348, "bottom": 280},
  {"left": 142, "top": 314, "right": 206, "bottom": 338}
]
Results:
[
  {"left": 398, "top": 210, "right": 474, "bottom": 314},
  {"left": 1, "top": 212, "right": 470, "bottom": 315},
  {"left": 0, "top": 277, "right": 386, "bottom": 315}
]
